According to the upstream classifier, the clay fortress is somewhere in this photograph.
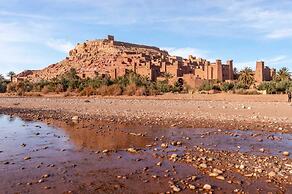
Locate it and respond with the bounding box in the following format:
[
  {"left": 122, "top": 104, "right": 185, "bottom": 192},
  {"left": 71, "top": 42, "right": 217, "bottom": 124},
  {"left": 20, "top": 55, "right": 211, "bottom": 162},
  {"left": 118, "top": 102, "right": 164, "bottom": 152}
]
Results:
[{"left": 15, "top": 35, "right": 275, "bottom": 87}]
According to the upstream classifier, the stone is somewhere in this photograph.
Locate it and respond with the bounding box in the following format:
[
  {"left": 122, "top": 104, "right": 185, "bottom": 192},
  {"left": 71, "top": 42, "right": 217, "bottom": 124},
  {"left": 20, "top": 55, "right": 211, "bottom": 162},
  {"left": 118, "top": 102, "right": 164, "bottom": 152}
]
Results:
[
  {"left": 189, "top": 184, "right": 196, "bottom": 190},
  {"left": 209, "top": 172, "right": 219, "bottom": 177},
  {"left": 42, "top": 174, "right": 50, "bottom": 178},
  {"left": 216, "top": 176, "right": 225, "bottom": 180},
  {"left": 203, "top": 184, "right": 212, "bottom": 190},
  {"left": 199, "top": 163, "right": 207, "bottom": 168},
  {"left": 283, "top": 151, "right": 290, "bottom": 156},
  {"left": 72, "top": 116, "right": 79, "bottom": 121},
  {"left": 161, "top": 143, "right": 168, "bottom": 148},
  {"left": 171, "top": 185, "right": 181, "bottom": 192},
  {"left": 268, "top": 171, "right": 276, "bottom": 177},
  {"left": 24, "top": 156, "right": 31, "bottom": 160},
  {"left": 127, "top": 148, "right": 138, "bottom": 153}
]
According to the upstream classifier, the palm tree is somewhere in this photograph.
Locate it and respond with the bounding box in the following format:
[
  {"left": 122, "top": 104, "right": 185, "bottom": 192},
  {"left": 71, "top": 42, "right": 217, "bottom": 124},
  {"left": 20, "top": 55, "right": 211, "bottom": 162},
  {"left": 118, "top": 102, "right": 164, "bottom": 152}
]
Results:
[
  {"left": 238, "top": 67, "right": 255, "bottom": 88},
  {"left": 275, "top": 67, "right": 290, "bottom": 81},
  {"left": 7, "top": 71, "right": 16, "bottom": 82},
  {"left": 233, "top": 67, "right": 240, "bottom": 80},
  {"left": 0, "top": 74, "right": 4, "bottom": 82}
]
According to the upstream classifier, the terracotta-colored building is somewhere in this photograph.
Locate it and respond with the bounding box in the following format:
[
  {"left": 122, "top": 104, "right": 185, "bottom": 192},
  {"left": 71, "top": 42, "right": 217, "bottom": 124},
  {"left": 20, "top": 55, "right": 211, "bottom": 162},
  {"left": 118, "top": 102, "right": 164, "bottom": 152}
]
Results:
[
  {"left": 254, "top": 61, "right": 276, "bottom": 83},
  {"left": 16, "top": 35, "right": 237, "bottom": 88}
]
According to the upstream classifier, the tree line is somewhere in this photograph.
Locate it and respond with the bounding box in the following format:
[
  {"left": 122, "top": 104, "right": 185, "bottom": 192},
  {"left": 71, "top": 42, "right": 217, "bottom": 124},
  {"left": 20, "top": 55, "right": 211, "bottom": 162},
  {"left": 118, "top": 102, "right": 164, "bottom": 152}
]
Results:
[{"left": 0, "top": 67, "right": 291, "bottom": 96}]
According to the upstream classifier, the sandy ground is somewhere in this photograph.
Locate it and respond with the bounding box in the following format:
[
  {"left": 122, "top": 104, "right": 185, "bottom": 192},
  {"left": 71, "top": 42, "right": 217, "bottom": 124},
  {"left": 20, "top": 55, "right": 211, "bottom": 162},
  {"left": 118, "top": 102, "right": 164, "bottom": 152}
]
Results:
[{"left": 0, "top": 93, "right": 292, "bottom": 132}]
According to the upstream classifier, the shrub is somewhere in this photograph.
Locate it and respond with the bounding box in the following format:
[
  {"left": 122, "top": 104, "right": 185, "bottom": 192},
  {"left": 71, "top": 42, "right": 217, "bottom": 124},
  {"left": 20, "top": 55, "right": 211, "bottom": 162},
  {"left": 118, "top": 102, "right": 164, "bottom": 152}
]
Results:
[
  {"left": 220, "top": 82, "right": 234, "bottom": 92},
  {"left": 0, "top": 82, "right": 7, "bottom": 93},
  {"left": 7, "top": 83, "right": 17, "bottom": 93},
  {"left": 97, "top": 84, "right": 122, "bottom": 96},
  {"left": 55, "top": 84, "right": 65, "bottom": 93},
  {"left": 80, "top": 86, "right": 96, "bottom": 96},
  {"left": 108, "top": 84, "right": 123, "bottom": 96},
  {"left": 41, "top": 86, "right": 50, "bottom": 94},
  {"left": 16, "top": 88, "right": 25, "bottom": 96},
  {"left": 234, "top": 89, "right": 260, "bottom": 95},
  {"left": 135, "top": 87, "right": 146, "bottom": 96},
  {"left": 234, "top": 82, "right": 247, "bottom": 90},
  {"left": 155, "top": 80, "right": 172, "bottom": 93},
  {"left": 123, "top": 83, "right": 138, "bottom": 96},
  {"left": 199, "top": 82, "right": 213, "bottom": 91}
]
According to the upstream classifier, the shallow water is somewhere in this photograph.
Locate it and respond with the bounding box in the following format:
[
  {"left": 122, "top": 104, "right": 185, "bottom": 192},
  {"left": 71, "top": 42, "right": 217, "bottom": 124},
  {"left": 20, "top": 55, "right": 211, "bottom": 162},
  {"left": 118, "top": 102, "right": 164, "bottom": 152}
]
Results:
[{"left": 0, "top": 115, "right": 291, "bottom": 193}]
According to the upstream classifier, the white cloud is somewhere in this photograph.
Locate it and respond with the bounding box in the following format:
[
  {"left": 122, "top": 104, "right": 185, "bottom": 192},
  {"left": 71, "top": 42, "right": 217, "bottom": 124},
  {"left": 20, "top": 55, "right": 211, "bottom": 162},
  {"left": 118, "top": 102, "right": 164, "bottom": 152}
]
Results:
[
  {"left": 266, "top": 29, "right": 292, "bottom": 39},
  {"left": 236, "top": 55, "right": 292, "bottom": 71},
  {"left": 46, "top": 39, "right": 75, "bottom": 53},
  {"left": 163, "top": 47, "right": 208, "bottom": 59}
]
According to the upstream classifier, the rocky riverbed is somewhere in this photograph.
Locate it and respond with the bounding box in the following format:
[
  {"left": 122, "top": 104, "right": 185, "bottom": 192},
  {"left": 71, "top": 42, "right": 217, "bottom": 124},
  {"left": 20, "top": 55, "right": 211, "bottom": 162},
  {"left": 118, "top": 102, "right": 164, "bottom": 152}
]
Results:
[{"left": 0, "top": 95, "right": 292, "bottom": 193}]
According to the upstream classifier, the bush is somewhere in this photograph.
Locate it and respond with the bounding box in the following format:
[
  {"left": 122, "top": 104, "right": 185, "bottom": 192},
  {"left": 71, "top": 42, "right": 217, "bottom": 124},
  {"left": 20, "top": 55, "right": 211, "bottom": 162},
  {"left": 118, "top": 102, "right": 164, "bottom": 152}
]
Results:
[
  {"left": 257, "top": 80, "right": 292, "bottom": 94},
  {"left": 55, "top": 84, "right": 65, "bottom": 93},
  {"left": 80, "top": 86, "right": 96, "bottom": 96},
  {"left": 220, "top": 82, "right": 234, "bottom": 92},
  {"left": 234, "top": 89, "right": 260, "bottom": 95},
  {"left": 155, "top": 80, "right": 172, "bottom": 93},
  {"left": 7, "top": 83, "right": 17, "bottom": 93},
  {"left": 0, "top": 82, "right": 7, "bottom": 93},
  {"left": 135, "top": 87, "right": 146, "bottom": 96},
  {"left": 199, "top": 82, "right": 213, "bottom": 91},
  {"left": 97, "top": 84, "right": 122, "bottom": 96},
  {"left": 123, "top": 83, "right": 138, "bottom": 96},
  {"left": 41, "top": 86, "right": 50, "bottom": 94},
  {"left": 234, "top": 82, "right": 247, "bottom": 90}
]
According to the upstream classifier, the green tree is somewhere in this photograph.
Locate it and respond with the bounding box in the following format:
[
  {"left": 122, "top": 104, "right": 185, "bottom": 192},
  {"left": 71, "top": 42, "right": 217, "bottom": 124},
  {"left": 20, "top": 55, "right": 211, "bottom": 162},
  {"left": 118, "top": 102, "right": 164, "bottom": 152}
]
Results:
[
  {"left": 0, "top": 74, "right": 4, "bottom": 82},
  {"left": 7, "top": 71, "right": 16, "bottom": 82},
  {"left": 238, "top": 67, "right": 255, "bottom": 89},
  {"left": 274, "top": 67, "right": 290, "bottom": 81}
]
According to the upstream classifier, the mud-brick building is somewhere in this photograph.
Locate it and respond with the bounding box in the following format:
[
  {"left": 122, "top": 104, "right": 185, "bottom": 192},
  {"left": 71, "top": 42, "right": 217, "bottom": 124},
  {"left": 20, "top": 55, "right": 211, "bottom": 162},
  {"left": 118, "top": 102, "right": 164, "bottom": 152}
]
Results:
[
  {"left": 254, "top": 61, "right": 276, "bottom": 83},
  {"left": 14, "top": 35, "right": 240, "bottom": 88}
]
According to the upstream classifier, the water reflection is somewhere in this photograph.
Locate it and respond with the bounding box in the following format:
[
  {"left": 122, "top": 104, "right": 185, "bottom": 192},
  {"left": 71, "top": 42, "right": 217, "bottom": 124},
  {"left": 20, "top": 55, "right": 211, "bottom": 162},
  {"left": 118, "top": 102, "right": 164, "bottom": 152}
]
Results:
[{"left": 44, "top": 120, "right": 153, "bottom": 151}]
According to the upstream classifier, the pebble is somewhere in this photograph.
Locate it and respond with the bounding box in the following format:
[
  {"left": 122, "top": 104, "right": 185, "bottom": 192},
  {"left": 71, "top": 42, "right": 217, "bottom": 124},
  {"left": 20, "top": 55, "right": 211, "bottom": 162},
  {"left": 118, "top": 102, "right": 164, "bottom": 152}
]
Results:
[
  {"left": 268, "top": 171, "right": 276, "bottom": 177},
  {"left": 42, "top": 174, "right": 50, "bottom": 178},
  {"left": 161, "top": 143, "right": 168, "bottom": 148},
  {"left": 24, "top": 156, "right": 31, "bottom": 160},
  {"left": 102, "top": 149, "right": 109, "bottom": 153},
  {"left": 203, "top": 184, "right": 212, "bottom": 190},
  {"left": 283, "top": 151, "right": 290, "bottom": 156},
  {"left": 72, "top": 116, "right": 79, "bottom": 121},
  {"left": 189, "top": 184, "right": 196, "bottom": 190},
  {"left": 216, "top": 175, "right": 225, "bottom": 180},
  {"left": 171, "top": 185, "right": 181, "bottom": 192},
  {"left": 127, "top": 148, "right": 138, "bottom": 153}
]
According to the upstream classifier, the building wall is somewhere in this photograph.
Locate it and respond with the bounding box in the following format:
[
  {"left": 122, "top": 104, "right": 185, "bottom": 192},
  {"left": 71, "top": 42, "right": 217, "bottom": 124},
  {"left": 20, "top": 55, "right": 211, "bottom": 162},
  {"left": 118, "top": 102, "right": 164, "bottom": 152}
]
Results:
[{"left": 254, "top": 61, "right": 275, "bottom": 83}]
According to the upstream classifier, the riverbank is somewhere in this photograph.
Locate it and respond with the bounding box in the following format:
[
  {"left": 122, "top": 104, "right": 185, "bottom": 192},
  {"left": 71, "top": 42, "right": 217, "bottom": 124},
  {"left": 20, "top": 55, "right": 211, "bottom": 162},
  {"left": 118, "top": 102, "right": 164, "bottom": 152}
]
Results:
[{"left": 0, "top": 93, "right": 292, "bottom": 133}]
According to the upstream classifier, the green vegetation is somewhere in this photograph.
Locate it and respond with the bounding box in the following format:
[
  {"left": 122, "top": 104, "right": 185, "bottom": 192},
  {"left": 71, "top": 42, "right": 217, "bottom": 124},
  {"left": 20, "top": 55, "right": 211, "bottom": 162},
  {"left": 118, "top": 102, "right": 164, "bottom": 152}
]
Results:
[
  {"left": 238, "top": 67, "right": 255, "bottom": 89},
  {"left": 257, "top": 80, "right": 292, "bottom": 94},
  {"left": 3, "top": 66, "right": 292, "bottom": 96},
  {"left": 7, "top": 71, "right": 16, "bottom": 82},
  {"left": 0, "top": 74, "right": 7, "bottom": 93},
  {"left": 6, "top": 69, "right": 182, "bottom": 96}
]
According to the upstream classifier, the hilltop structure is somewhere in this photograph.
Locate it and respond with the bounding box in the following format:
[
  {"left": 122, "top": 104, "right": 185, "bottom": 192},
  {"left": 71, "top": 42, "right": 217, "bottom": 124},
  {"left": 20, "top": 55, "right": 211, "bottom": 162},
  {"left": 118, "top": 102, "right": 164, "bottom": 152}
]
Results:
[{"left": 14, "top": 35, "right": 274, "bottom": 87}]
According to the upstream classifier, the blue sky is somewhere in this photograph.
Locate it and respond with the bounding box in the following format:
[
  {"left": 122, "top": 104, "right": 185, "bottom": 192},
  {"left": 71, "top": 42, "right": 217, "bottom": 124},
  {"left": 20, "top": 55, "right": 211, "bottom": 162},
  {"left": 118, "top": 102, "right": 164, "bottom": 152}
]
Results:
[{"left": 1, "top": 0, "right": 292, "bottom": 76}]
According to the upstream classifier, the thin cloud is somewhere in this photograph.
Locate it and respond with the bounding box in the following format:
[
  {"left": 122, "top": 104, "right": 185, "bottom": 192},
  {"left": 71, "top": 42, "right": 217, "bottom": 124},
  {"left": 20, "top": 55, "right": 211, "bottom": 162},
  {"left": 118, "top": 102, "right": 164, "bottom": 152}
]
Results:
[
  {"left": 163, "top": 47, "right": 209, "bottom": 59},
  {"left": 46, "top": 39, "right": 75, "bottom": 53}
]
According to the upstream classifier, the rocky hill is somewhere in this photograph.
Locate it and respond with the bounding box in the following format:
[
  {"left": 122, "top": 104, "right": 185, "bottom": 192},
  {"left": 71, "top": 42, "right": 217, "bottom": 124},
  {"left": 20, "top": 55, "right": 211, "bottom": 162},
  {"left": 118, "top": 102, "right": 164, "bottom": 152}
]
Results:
[{"left": 19, "top": 35, "right": 170, "bottom": 81}]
